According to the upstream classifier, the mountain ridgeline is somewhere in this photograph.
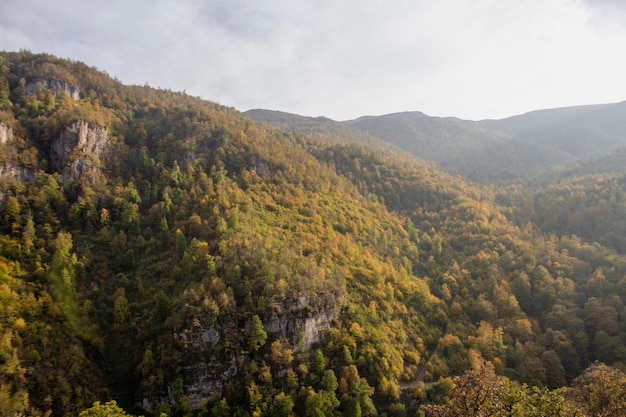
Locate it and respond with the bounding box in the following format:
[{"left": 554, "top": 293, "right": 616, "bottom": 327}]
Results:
[
  {"left": 1, "top": 51, "right": 626, "bottom": 417},
  {"left": 248, "top": 102, "right": 626, "bottom": 183}
]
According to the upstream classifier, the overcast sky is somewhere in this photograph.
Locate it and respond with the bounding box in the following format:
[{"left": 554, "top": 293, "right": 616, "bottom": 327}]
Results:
[{"left": 1, "top": 0, "right": 625, "bottom": 121}]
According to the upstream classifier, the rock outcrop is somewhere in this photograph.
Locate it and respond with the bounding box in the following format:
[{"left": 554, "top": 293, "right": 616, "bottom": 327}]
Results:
[
  {"left": 0, "top": 123, "right": 12, "bottom": 145},
  {"left": 25, "top": 79, "right": 80, "bottom": 100},
  {"left": 172, "top": 293, "right": 340, "bottom": 409},
  {"left": 50, "top": 121, "right": 108, "bottom": 186},
  {"left": 0, "top": 164, "right": 37, "bottom": 182}
]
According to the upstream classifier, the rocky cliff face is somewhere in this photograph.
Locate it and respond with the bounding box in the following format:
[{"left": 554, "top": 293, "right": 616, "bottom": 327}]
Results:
[
  {"left": 25, "top": 79, "right": 81, "bottom": 100},
  {"left": 0, "top": 123, "right": 12, "bottom": 145},
  {"left": 50, "top": 121, "right": 108, "bottom": 186},
  {"left": 0, "top": 119, "right": 108, "bottom": 186},
  {"left": 0, "top": 164, "right": 37, "bottom": 182},
  {"left": 171, "top": 293, "right": 340, "bottom": 410}
]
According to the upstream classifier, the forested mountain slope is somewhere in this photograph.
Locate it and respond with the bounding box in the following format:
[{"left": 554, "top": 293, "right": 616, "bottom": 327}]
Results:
[
  {"left": 1, "top": 51, "right": 626, "bottom": 417},
  {"left": 499, "top": 164, "right": 626, "bottom": 255}
]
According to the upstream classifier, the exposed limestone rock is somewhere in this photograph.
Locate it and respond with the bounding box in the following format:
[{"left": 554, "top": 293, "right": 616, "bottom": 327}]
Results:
[
  {"left": 171, "top": 293, "right": 340, "bottom": 410},
  {"left": 50, "top": 121, "right": 108, "bottom": 186},
  {"left": 25, "top": 79, "right": 80, "bottom": 100},
  {"left": 0, "top": 164, "right": 36, "bottom": 182},
  {"left": 0, "top": 123, "right": 12, "bottom": 144},
  {"left": 249, "top": 155, "right": 273, "bottom": 177},
  {"left": 261, "top": 295, "right": 336, "bottom": 351}
]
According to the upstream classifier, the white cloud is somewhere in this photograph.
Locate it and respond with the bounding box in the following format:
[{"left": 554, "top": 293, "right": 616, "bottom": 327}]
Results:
[{"left": 1, "top": 0, "right": 625, "bottom": 120}]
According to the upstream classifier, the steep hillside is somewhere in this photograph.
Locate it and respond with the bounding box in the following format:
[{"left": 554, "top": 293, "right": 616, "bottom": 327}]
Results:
[
  {"left": 520, "top": 146, "right": 626, "bottom": 187},
  {"left": 1, "top": 51, "right": 626, "bottom": 417},
  {"left": 435, "top": 138, "right": 576, "bottom": 182},
  {"left": 301, "top": 128, "right": 626, "bottom": 400},
  {"left": 0, "top": 51, "right": 451, "bottom": 416},
  {"left": 500, "top": 167, "right": 626, "bottom": 254}
]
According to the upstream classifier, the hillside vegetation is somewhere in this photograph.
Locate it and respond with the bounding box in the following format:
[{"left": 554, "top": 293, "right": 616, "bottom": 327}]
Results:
[{"left": 1, "top": 51, "right": 626, "bottom": 417}]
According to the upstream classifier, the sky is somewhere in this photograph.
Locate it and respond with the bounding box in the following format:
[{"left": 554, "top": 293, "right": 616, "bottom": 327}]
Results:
[{"left": 1, "top": 0, "right": 625, "bottom": 121}]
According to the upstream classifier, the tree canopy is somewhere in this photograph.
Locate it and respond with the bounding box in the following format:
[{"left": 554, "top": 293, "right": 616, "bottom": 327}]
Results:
[{"left": 1, "top": 50, "right": 626, "bottom": 416}]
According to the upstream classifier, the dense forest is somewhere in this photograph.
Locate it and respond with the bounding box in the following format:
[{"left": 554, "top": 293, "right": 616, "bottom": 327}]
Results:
[{"left": 1, "top": 51, "right": 626, "bottom": 417}]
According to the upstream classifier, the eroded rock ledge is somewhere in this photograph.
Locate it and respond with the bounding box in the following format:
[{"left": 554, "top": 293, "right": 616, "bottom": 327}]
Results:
[
  {"left": 0, "top": 122, "right": 12, "bottom": 145},
  {"left": 50, "top": 121, "right": 108, "bottom": 186},
  {"left": 25, "top": 78, "right": 80, "bottom": 100},
  {"left": 167, "top": 293, "right": 340, "bottom": 410}
]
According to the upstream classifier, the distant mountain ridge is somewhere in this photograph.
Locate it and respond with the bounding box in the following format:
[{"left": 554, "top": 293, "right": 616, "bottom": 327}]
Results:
[
  {"left": 479, "top": 101, "right": 626, "bottom": 158},
  {"left": 244, "top": 108, "right": 389, "bottom": 148},
  {"left": 246, "top": 101, "right": 626, "bottom": 182}
]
